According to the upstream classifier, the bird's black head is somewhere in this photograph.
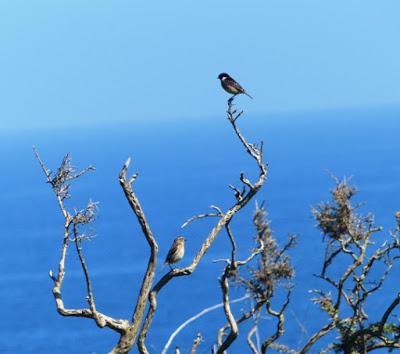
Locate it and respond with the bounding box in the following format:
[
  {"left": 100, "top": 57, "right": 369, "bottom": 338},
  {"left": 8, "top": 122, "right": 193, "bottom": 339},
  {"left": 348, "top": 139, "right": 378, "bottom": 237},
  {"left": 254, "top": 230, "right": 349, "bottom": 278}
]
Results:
[{"left": 218, "top": 73, "right": 230, "bottom": 80}]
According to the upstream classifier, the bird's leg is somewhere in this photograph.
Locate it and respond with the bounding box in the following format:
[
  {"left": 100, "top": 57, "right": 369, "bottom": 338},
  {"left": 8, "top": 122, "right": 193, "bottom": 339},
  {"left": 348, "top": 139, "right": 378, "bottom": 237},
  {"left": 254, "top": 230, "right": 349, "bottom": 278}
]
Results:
[{"left": 169, "top": 264, "right": 174, "bottom": 271}]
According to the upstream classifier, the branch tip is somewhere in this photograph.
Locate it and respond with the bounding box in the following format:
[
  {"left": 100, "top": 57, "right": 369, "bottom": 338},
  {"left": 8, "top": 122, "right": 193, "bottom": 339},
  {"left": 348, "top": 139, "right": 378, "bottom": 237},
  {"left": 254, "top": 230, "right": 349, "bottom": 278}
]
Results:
[
  {"left": 49, "top": 269, "right": 56, "bottom": 282},
  {"left": 119, "top": 157, "right": 132, "bottom": 181},
  {"left": 129, "top": 173, "right": 139, "bottom": 184}
]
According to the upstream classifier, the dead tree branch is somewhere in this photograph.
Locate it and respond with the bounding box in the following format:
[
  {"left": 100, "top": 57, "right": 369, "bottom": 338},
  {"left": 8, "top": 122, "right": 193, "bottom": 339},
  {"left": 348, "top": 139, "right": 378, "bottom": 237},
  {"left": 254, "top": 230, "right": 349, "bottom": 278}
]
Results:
[
  {"left": 261, "top": 290, "right": 292, "bottom": 353},
  {"left": 116, "top": 158, "right": 159, "bottom": 351},
  {"left": 248, "top": 324, "right": 261, "bottom": 354},
  {"left": 216, "top": 266, "right": 239, "bottom": 354},
  {"left": 190, "top": 333, "right": 203, "bottom": 354},
  {"left": 34, "top": 149, "right": 129, "bottom": 342},
  {"left": 161, "top": 295, "right": 249, "bottom": 354},
  {"left": 137, "top": 96, "right": 268, "bottom": 353}
]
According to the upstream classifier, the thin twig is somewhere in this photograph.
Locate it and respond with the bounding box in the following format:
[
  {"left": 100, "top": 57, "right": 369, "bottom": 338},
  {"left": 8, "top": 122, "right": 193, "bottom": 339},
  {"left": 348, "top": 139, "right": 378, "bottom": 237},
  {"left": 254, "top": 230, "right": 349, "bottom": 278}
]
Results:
[
  {"left": 247, "top": 324, "right": 260, "bottom": 354},
  {"left": 73, "top": 224, "right": 106, "bottom": 328},
  {"left": 161, "top": 296, "right": 249, "bottom": 354},
  {"left": 181, "top": 212, "right": 222, "bottom": 229}
]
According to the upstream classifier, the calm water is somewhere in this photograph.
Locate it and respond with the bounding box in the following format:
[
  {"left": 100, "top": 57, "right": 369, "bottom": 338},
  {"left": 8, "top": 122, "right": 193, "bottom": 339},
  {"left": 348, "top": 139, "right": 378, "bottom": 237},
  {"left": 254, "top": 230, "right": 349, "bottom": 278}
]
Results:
[{"left": 0, "top": 107, "right": 399, "bottom": 353}]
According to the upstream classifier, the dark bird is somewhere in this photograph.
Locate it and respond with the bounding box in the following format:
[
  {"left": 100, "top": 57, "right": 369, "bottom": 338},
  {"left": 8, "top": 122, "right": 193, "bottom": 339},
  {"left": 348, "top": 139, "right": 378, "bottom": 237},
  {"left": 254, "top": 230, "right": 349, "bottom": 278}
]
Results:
[
  {"left": 218, "top": 73, "right": 253, "bottom": 99},
  {"left": 165, "top": 236, "right": 185, "bottom": 270}
]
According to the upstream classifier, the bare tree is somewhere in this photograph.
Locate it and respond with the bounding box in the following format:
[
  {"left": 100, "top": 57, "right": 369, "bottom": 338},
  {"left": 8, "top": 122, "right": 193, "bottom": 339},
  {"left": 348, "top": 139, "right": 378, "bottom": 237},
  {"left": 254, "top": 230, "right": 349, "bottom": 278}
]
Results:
[
  {"left": 35, "top": 99, "right": 400, "bottom": 353},
  {"left": 35, "top": 96, "right": 267, "bottom": 354}
]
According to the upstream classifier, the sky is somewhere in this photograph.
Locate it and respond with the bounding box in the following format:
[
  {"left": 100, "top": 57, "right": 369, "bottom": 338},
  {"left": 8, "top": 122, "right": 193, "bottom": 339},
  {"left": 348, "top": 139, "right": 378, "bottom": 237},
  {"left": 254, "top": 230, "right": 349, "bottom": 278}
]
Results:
[{"left": 1, "top": 0, "right": 400, "bottom": 130}]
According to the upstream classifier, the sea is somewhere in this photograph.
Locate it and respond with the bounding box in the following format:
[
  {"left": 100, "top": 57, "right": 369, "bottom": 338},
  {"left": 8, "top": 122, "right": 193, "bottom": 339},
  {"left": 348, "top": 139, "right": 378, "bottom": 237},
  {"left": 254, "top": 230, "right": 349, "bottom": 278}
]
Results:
[{"left": 0, "top": 106, "right": 399, "bottom": 353}]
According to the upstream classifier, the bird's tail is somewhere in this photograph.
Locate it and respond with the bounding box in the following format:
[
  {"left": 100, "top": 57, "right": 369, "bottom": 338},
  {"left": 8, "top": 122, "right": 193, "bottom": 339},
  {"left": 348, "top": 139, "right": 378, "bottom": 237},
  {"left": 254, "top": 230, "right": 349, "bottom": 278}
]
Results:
[{"left": 244, "top": 91, "right": 253, "bottom": 99}]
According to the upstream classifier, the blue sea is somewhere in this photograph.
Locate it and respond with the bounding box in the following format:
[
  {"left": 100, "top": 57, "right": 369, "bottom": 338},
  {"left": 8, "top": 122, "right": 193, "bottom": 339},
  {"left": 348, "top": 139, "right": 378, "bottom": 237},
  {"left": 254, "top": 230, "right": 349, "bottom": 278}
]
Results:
[{"left": 1, "top": 106, "right": 399, "bottom": 353}]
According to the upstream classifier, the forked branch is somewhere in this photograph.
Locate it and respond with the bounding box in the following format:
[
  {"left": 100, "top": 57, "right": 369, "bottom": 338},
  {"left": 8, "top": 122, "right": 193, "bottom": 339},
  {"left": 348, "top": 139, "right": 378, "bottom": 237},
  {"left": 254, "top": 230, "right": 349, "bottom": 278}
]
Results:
[
  {"left": 119, "top": 158, "right": 159, "bottom": 338},
  {"left": 34, "top": 149, "right": 129, "bottom": 338},
  {"left": 137, "top": 96, "right": 268, "bottom": 353}
]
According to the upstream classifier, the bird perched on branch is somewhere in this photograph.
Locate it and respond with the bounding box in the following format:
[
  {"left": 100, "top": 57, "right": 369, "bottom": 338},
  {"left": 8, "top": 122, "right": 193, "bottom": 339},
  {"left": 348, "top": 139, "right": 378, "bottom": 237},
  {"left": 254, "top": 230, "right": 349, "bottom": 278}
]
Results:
[
  {"left": 165, "top": 236, "right": 185, "bottom": 270},
  {"left": 218, "top": 73, "right": 253, "bottom": 99}
]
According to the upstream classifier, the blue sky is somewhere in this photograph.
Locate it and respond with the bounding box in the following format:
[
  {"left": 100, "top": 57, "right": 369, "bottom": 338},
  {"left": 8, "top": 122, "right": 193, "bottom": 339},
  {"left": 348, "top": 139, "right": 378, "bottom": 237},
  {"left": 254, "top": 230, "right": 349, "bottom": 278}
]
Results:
[{"left": 1, "top": 1, "right": 400, "bottom": 130}]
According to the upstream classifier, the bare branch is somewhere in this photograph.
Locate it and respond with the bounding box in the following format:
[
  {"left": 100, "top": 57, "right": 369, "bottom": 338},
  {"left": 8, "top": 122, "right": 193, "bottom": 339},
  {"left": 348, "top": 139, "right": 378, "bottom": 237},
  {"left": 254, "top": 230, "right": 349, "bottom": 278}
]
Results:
[
  {"left": 33, "top": 146, "right": 52, "bottom": 181},
  {"left": 73, "top": 224, "right": 106, "bottom": 328},
  {"left": 225, "top": 223, "right": 237, "bottom": 265},
  {"left": 228, "top": 184, "right": 245, "bottom": 202},
  {"left": 161, "top": 295, "right": 249, "bottom": 354},
  {"left": 366, "top": 341, "right": 400, "bottom": 351},
  {"left": 236, "top": 239, "right": 265, "bottom": 266},
  {"left": 190, "top": 333, "right": 203, "bottom": 354},
  {"left": 247, "top": 325, "right": 261, "bottom": 354},
  {"left": 240, "top": 172, "right": 254, "bottom": 190},
  {"left": 137, "top": 96, "right": 268, "bottom": 353},
  {"left": 261, "top": 289, "right": 292, "bottom": 353},
  {"left": 226, "top": 100, "right": 265, "bottom": 167},
  {"left": 181, "top": 211, "right": 223, "bottom": 229},
  {"left": 299, "top": 321, "right": 336, "bottom": 354},
  {"left": 217, "top": 300, "right": 266, "bottom": 354},
  {"left": 118, "top": 158, "right": 159, "bottom": 342},
  {"left": 380, "top": 292, "right": 400, "bottom": 330},
  {"left": 216, "top": 267, "right": 239, "bottom": 354}
]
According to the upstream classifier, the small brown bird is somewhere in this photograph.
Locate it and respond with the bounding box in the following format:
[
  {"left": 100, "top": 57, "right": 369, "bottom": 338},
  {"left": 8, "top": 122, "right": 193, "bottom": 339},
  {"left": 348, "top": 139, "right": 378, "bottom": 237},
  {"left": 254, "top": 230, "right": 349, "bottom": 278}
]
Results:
[
  {"left": 164, "top": 236, "right": 185, "bottom": 270},
  {"left": 218, "top": 73, "right": 253, "bottom": 99}
]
